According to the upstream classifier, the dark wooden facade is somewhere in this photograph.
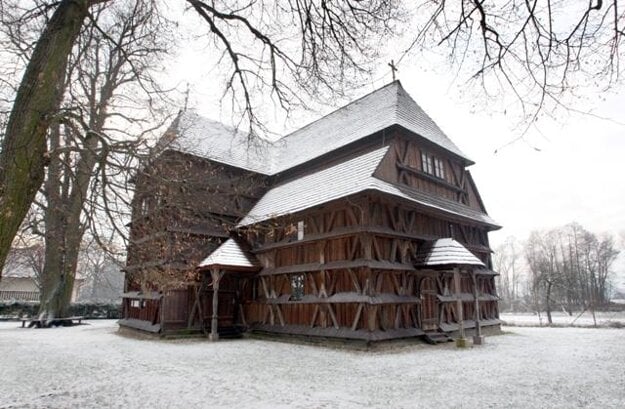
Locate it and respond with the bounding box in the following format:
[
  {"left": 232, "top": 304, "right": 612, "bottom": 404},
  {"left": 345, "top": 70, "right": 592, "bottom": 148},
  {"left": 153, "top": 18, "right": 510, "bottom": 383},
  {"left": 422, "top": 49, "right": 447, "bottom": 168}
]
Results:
[
  {"left": 121, "top": 149, "right": 266, "bottom": 334},
  {"left": 122, "top": 84, "right": 501, "bottom": 343}
]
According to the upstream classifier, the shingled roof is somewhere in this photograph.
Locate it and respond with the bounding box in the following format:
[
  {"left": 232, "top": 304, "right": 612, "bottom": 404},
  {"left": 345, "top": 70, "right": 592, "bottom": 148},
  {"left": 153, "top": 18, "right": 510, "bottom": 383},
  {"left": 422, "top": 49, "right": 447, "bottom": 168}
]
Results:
[
  {"left": 414, "top": 238, "right": 486, "bottom": 267},
  {"left": 238, "top": 147, "right": 499, "bottom": 227},
  {"left": 159, "top": 81, "right": 470, "bottom": 175},
  {"left": 198, "top": 239, "right": 260, "bottom": 270},
  {"left": 159, "top": 114, "right": 273, "bottom": 174},
  {"left": 269, "top": 80, "right": 471, "bottom": 170}
]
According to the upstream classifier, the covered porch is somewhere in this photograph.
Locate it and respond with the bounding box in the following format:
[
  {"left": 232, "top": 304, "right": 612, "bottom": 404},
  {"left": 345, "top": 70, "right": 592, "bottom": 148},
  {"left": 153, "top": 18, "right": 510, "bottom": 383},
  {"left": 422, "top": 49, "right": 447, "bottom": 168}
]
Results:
[
  {"left": 194, "top": 238, "right": 261, "bottom": 340},
  {"left": 119, "top": 238, "right": 260, "bottom": 338}
]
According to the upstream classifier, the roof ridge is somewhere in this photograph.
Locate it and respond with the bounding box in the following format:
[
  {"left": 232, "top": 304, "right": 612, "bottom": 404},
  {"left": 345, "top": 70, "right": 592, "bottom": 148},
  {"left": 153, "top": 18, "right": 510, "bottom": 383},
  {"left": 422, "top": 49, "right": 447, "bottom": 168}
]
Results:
[{"left": 278, "top": 81, "right": 401, "bottom": 142}]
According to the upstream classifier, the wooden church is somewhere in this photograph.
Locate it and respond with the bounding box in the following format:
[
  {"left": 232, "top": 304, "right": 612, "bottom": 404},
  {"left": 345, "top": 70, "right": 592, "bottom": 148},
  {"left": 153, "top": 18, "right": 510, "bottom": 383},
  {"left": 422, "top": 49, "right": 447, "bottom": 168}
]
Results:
[{"left": 121, "top": 81, "right": 501, "bottom": 344}]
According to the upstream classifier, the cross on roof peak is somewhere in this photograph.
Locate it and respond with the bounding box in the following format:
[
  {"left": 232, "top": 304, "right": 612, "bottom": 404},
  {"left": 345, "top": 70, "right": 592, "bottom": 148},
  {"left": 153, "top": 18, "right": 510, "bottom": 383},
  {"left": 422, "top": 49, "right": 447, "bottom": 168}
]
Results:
[{"left": 388, "top": 60, "right": 398, "bottom": 81}]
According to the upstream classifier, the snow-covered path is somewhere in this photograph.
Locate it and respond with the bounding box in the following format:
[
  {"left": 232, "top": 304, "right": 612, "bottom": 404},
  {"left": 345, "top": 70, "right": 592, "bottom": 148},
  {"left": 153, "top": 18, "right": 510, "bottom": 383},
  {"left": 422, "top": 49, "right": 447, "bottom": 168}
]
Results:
[{"left": 0, "top": 321, "right": 623, "bottom": 409}]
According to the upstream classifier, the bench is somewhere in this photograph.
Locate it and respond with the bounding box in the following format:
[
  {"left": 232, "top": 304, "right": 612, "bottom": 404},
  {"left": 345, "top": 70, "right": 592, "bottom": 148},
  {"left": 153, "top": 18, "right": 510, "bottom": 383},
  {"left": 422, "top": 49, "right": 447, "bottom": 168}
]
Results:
[{"left": 21, "top": 316, "right": 84, "bottom": 328}]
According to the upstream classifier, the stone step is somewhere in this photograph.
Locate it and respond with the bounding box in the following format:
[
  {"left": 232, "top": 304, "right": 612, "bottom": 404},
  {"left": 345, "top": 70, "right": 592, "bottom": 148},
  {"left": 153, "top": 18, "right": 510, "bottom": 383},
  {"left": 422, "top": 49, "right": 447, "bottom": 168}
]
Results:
[{"left": 423, "top": 332, "right": 453, "bottom": 344}]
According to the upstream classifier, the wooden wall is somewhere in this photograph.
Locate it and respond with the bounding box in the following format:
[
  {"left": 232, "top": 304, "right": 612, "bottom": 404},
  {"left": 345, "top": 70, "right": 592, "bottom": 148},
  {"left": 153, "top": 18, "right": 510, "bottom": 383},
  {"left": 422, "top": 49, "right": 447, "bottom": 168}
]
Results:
[
  {"left": 123, "top": 150, "right": 266, "bottom": 324},
  {"left": 374, "top": 133, "right": 486, "bottom": 213},
  {"left": 241, "top": 191, "right": 499, "bottom": 341}
]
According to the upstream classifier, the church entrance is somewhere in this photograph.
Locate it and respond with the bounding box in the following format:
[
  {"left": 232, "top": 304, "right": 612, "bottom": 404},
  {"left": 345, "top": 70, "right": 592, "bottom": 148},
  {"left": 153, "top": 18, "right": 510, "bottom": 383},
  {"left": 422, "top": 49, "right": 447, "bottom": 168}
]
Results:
[{"left": 419, "top": 277, "right": 439, "bottom": 331}]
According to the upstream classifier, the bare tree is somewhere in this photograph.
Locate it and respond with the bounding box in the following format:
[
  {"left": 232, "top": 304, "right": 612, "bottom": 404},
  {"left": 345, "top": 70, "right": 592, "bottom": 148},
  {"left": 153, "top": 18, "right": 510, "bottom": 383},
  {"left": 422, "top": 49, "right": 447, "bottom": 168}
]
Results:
[
  {"left": 0, "top": 0, "right": 400, "bottom": 279},
  {"left": 76, "top": 237, "right": 124, "bottom": 303},
  {"left": 0, "top": 0, "right": 110, "bottom": 279},
  {"left": 525, "top": 224, "right": 620, "bottom": 324},
  {"left": 526, "top": 230, "right": 562, "bottom": 324},
  {"left": 406, "top": 1, "right": 625, "bottom": 129},
  {"left": 2, "top": 236, "right": 45, "bottom": 289},
  {"left": 494, "top": 236, "right": 523, "bottom": 311},
  {"left": 32, "top": 1, "right": 172, "bottom": 321}
]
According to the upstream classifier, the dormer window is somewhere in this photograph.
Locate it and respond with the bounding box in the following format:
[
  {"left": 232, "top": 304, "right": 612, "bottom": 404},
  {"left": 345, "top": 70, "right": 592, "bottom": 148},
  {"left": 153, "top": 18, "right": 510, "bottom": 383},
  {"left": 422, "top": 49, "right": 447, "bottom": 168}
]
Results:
[
  {"left": 434, "top": 158, "right": 445, "bottom": 179},
  {"left": 421, "top": 152, "right": 433, "bottom": 174},
  {"left": 421, "top": 151, "right": 445, "bottom": 180},
  {"left": 297, "top": 221, "right": 305, "bottom": 240}
]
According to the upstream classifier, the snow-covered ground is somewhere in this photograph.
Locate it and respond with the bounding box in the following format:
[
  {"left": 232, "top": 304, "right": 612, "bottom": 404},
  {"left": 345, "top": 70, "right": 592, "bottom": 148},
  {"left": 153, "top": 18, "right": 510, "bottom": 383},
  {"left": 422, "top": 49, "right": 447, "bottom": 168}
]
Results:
[
  {"left": 501, "top": 311, "right": 625, "bottom": 327},
  {"left": 1, "top": 320, "right": 624, "bottom": 409}
]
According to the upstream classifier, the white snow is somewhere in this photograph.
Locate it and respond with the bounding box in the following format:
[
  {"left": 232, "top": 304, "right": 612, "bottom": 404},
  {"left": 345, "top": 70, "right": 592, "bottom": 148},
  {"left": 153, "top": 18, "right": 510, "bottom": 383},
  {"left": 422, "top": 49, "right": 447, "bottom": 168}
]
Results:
[
  {"left": 501, "top": 311, "right": 625, "bottom": 327},
  {"left": 1, "top": 320, "right": 624, "bottom": 408}
]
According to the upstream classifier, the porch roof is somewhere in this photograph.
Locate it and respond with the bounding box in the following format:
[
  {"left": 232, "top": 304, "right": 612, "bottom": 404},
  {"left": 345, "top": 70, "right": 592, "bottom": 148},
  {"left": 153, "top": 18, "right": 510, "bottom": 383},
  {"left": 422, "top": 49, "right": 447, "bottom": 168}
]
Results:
[
  {"left": 414, "top": 238, "right": 485, "bottom": 268},
  {"left": 198, "top": 239, "right": 261, "bottom": 271}
]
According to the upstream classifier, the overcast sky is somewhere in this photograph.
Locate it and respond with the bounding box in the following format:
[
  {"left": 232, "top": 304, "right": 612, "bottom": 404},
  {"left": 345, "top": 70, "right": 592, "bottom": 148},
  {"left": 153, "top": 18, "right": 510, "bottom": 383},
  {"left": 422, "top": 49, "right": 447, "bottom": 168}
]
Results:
[{"left": 166, "top": 5, "right": 625, "bottom": 286}]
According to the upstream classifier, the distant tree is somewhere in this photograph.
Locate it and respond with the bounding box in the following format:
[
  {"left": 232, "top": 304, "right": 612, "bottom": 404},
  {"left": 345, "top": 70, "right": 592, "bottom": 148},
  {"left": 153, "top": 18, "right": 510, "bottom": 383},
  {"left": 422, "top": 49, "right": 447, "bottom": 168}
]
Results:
[
  {"left": 525, "top": 224, "right": 620, "bottom": 324},
  {"left": 76, "top": 238, "right": 124, "bottom": 303},
  {"left": 526, "top": 230, "right": 561, "bottom": 324},
  {"left": 2, "top": 237, "right": 44, "bottom": 289},
  {"left": 494, "top": 236, "right": 523, "bottom": 311}
]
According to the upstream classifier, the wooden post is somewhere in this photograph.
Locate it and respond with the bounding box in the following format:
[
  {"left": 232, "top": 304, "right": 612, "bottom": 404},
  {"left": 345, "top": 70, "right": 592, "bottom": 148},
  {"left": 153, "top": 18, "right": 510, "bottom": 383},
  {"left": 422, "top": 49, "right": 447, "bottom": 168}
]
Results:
[
  {"left": 453, "top": 267, "right": 466, "bottom": 347},
  {"left": 472, "top": 270, "right": 484, "bottom": 345},
  {"left": 159, "top": 292, "right": 166, "bottom": 333},
  {"left": 209, "top": 268, "right": 224, "bottom": 341}
]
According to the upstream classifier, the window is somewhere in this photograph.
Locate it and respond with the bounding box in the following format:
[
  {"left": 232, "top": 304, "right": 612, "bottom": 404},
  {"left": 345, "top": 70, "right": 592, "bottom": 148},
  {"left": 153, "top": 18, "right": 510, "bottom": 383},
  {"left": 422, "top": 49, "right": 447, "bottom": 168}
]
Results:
[
  {"left": 421, "top": 152, "right": 433, "bottom": 174},
  {"left": 130, "top": 300, "right": 140, "bottom": 308},
  {"left": 297, "top": 221, "right": 305, "bottom": 241},
  {"left": 421, "top": 151, "right": 445, "bottom": 180},
  {"left": 434, "top": 158, "right": 445, "bottom": 179},
  {"left": 290, "top": 274, "right": 305, "bottom": 301},
  {"left": 139, "top": 198, "right": 149, "bottom": 216}
]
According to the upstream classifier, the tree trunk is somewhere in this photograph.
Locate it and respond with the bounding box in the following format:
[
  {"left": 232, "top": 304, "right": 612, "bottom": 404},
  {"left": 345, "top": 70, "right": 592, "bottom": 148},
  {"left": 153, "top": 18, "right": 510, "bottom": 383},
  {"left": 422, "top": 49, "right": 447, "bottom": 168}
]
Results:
[
  {"left": 38, "top": 124, "right": 104, "bottom": 321},
  {"left": 545, "top": 281, "right": 553, "bottom": 325},
  {"left": 0, "top": 0, "right": 99, "bottom": 276}
]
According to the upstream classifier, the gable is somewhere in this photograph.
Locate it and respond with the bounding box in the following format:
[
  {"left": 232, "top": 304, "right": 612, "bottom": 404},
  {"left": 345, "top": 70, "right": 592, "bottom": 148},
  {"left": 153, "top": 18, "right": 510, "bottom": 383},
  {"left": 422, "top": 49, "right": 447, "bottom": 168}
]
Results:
[{"left": 374, "top": 136, "right": 489, "bottom": 215}]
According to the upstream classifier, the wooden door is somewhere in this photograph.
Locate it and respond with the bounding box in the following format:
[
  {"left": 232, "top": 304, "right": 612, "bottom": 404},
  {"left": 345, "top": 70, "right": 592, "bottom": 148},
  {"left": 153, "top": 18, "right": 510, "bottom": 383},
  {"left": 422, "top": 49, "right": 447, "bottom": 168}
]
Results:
[{"left": 420, "top": 277, "right": 439, "bottom": 331}]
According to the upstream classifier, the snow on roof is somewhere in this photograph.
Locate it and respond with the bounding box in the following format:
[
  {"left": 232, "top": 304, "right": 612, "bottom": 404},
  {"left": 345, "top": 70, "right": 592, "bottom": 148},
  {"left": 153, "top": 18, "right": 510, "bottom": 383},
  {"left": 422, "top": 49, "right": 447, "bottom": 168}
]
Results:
[
  {"left": 1, "top": 264, "right": 35, "bottom": 278},
  {"left": 163, "top": 81, "right": 470, "bottom": 176},
  {"left": 269, "top": 80, "right": 470, "bottom": 172},
  {"left": 414, "top": 238, "right": 485, "bottom": 267},
  {"left": 238, "top": 147, "right": 499, "bottom": 227},
  {"left": 198, "top": 239, "right": 260, "bottom": 269},
  {"left": 238, "top": 147, "right": 389, "bottom": 226},
  {"left": 162, "top": 113, "right": 274, "bottom": 175}
]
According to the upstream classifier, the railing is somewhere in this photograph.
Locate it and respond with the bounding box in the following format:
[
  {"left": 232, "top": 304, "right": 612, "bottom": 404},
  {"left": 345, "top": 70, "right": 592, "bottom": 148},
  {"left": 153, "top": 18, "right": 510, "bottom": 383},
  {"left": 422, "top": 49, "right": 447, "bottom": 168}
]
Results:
[{"left": 0, "top": 291, "right": 39, "bottom": 302}]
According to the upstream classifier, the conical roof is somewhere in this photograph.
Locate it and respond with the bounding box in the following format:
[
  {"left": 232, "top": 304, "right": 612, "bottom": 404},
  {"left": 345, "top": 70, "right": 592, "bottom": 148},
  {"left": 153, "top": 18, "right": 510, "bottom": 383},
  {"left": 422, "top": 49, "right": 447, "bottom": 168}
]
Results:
[{"left": 414, "top": 238, "right": 485, "bottom": 267}]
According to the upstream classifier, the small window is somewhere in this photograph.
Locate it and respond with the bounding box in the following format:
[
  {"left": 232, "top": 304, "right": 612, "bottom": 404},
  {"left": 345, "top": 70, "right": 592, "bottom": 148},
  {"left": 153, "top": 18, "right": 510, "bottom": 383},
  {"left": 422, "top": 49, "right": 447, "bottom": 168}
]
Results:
[
  {"left": 139, "top": 198, "right": 149, "bottom": 216},
  {"left": 297, "top": 221, "right": 305, "bottom": 240},
  {"left": 421, "top": 152, "right": 433, "bottom": 174},
  {"left": 290, "top": 274, "right": 305, "bottom": 301},
  {"left": 421, "top": 151, "right": 445, "bottom": 180},
  {"left": 434, "top": 158, "right": 445, "bottom": 179},
  {"left": 130, "top": 300, "right": 140, "bottom": 308}
]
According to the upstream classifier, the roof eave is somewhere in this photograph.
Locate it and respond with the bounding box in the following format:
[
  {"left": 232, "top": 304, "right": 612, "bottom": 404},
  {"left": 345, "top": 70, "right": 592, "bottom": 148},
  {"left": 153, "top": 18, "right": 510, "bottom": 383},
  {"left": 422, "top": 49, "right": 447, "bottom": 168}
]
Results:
[
  {"left": 393, "top": 124, "right": 474, "bottom": 166},
  {"left": 197, "top": 264, "right": 260, "bottom": 272}
]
